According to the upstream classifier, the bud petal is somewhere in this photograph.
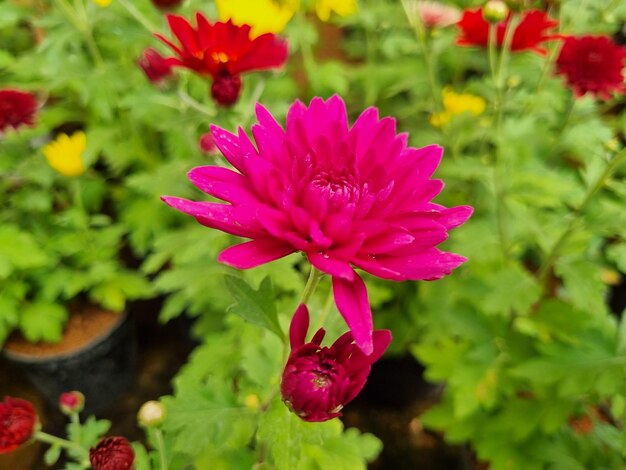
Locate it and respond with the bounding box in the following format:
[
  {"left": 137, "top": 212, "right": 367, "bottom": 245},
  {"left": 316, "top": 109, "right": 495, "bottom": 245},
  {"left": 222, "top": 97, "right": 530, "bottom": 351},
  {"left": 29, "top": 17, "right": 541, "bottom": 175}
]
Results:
[
  {"left": 59, "top": 391, "right": 85, "bottom": 415},
  {"left": 89, "top": 436, "right": 135, "bottom": 470},
  {"left": 280, "top": 305, "right": 391, "bottom": 422},
  {"left": 137, "top": 401, "right": 165, "bottom": 428},
  {"left": 483, "top": 0, "right": 509, "bottom": 23}
]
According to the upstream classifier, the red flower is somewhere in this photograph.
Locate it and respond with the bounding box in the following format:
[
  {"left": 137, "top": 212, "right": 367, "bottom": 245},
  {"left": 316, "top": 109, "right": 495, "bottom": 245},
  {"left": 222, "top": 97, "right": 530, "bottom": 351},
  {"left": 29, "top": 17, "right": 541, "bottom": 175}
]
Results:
[
  {"left": 89, "top": 436, "right": 135, "bottom": 470},
  {"left": 456, "top": 8, "right": 560, "bottom": 54},
  {"left": 156, "top": 14, "right": 288, "bottom": 106},
  {"left": 281, "top": 305, "right": 391, "bottom": 422},
  {"left": 151, "top": 0, "right": 184, "bottom": 9},
  {"left": 0, "top": 397, "right": 37, "bottom": 454},
  {"left": 556, "top": 35, "right": 626, "bottom": 99},
  {"left": 0, "top": 89, "right": 37, "bottom": 133},
  {"left": 138, "top": 48, "right": 174, "bottom": 84}
]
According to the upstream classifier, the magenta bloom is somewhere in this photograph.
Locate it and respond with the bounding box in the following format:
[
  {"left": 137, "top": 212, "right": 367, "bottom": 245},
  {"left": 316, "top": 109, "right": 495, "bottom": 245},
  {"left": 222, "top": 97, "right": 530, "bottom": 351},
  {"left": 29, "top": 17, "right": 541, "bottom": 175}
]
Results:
[
  {"left": 162, "top": 96, "right": 472, "bottom": 354},
  {"left": 281, "top": 304, "right": 391, "bottom": 422}
]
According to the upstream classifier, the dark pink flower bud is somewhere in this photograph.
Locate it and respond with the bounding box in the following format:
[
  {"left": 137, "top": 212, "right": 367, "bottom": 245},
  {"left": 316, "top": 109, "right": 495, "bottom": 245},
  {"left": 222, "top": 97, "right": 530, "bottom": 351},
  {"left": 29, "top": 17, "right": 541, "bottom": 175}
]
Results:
[
  {"left": 0, "top": 397, "right": 38, "bottom": 454},
  {"left": 210, "top": 72, "right": 242, "bottom": 107},
  {"left": 89, "top": 436, "right": 135, "bottom": 470},
  {"left": 138, "top": 48, "right": 173, "bottom": 84},
  {"left": 281, "top": 304, "right": 391, "bottom": 422},
  {"left": 199, "top": 129, "right": 218, "bottom": 154},
  {"left": 151, "top": 0, "right": 184, "bottom": 10},
  {"left": 59, "top": 391, "right": 85, "bottom": 415}
]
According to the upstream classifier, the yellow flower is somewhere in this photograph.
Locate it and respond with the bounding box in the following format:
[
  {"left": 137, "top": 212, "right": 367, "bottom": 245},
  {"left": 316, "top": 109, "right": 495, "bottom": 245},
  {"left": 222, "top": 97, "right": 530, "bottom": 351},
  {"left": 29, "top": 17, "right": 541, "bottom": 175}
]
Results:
[
  {"left": 93, "top": 0, "right": 112, "bottom": 6},
  {"left": 215, "top": 0, "right": 298, "bottom": 37},
  {"left": 429, "top": 87, "right": 486, "bottom": 128},
  {"left": 43, "top": 132, "right": 86, "bottom": 177},
  {"left": 314, "top": 0, "right": 357, "bottom": 21}
]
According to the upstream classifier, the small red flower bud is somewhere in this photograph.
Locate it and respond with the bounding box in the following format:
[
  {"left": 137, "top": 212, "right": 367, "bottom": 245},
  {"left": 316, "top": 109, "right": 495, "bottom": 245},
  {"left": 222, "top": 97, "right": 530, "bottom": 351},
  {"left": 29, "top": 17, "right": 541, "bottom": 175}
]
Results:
[
  {"left": 89, "top": 436, "right": 135, "bottom": 470},
  {"left": 199, "top": 129, "right": 218, "bottom": 154},
  {"left": 211, "top": 73, "right": 243, "bottom": 107},
  {"left": 0, "top": 397, "right": 38, "bottom": 454},
  {"left": 0, "top": 89, "right": 37, "bottom": 134},
  {"left": 151, "top": 0, "right": 184, "bottom": 10},
  {"left": 138, "top": 48, "right": 173, "bottom": 84},
  {"left": 281, "top": 305, "right": 391, "bottom": 422},
  {"left": 59, "top": 391, "right": 85, "bottom": 415}
]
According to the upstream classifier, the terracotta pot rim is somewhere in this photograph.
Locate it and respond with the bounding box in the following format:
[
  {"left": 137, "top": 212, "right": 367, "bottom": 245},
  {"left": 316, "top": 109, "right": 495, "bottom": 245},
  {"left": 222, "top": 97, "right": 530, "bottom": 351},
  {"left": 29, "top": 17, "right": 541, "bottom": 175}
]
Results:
[{"left": 2, "top": 311, "right": 127, "bottom": 362}]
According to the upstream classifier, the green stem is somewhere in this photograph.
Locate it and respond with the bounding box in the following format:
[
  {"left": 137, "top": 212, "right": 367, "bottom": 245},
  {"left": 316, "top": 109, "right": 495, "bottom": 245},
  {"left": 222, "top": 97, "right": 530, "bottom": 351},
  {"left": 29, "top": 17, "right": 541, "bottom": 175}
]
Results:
[
  {"left": 178, "top": 89, "right": 215, "bottom": 118},
  {"left": 313, "top": 286, "right": 335, "bottom": 332},
  {"left": 34, "top": 431, "right": 83, "bottom": 453},
  {"left": 241, "top": 78, "right": 267, "bottom": 128},
  {"left": 117, "top": 0, "right": 159, "bottom": 33},
  {"left": 538, "top": 147, "right": 626, "bottom": 287},
  {"left": 55, "top": 0, "right": 103, "bottom": 66},
  {"left": 401, "top": 0, "right": 440, "bottom": 111},
  {"left": 299, "top": 265, "right": 324, "bottom": 306},
  {"left": 70, "top": 412, "right": 81, "bottom": 446},
  {"left": 154, "top": 429, "right": 168, "bottom": 470},
  {"left": 489, "top": 15, "right": 519, "bottom": 260}
]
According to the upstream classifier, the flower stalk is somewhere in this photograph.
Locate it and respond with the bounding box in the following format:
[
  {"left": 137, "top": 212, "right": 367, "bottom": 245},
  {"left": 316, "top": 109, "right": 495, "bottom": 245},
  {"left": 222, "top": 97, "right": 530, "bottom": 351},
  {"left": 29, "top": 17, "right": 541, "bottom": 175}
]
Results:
[{"left": 538, "top": 147, "right": 626, "bottom": 288}]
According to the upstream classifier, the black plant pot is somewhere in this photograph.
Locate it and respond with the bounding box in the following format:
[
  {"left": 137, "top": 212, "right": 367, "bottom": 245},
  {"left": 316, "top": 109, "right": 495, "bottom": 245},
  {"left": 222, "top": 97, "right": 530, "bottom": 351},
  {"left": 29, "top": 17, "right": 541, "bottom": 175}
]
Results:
[{"left": 3, "top": 313, "right": 136, "bottom": 414}]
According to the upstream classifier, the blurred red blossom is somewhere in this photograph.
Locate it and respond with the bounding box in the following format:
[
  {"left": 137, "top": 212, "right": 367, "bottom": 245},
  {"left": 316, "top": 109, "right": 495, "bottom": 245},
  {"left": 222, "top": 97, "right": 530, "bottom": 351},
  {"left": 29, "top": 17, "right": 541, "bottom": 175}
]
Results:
[
  {"left": 138, "top": 48, "right": 174, "bottom": 84},
  {"left": 456, "top": 8, "right": 560, "bottom": 54},
  {"left": 0, "top": 397, "right": 37, "bottom": 454},
  {"left": 556, "top": 35, "right": 626, "bottom": 100},
  {"left": 0, "top": 89, "right": 37, "bottom": 133}
]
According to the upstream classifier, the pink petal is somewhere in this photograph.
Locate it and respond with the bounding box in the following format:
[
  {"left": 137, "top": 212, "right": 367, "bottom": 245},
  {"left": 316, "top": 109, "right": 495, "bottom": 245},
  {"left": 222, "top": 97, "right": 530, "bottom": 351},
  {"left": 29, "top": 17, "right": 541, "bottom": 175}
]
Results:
[
  {"left": 210, "top": 125, "right": 247, "bottom": 171},
  {"left": 307, "top": 252, "right": 354, "bottom": 280},
  {"left": 332, "top": 272, "right": 373, "bottom": 355},
  {"left": 160, "top": 196, "right": 262, "bottom": 238},
  {"left": 438, "top": 205, "right": 474, "bottom": 230},
  {"left": 218, "top": 238, "right": 295, "bottom": 269},
  {"left": 290, "top": 304, "right": 310, "bottom": 349},
  {"left": 356, "top": 249, "right": 467, "bottom": 281},
  {"left": 188, "top": 166, "right": 257, "bottom": 205}
]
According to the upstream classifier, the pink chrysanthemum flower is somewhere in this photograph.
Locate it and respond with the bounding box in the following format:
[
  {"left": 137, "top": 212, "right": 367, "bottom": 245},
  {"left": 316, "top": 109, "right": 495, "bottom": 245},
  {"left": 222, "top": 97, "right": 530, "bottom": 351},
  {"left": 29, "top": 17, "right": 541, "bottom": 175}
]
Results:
[
  {"left": 162, "top": 96, "right": 472, "bottom": 354},
  {"left": 281, "top": 304, "right": 391, "bottom": 422}
]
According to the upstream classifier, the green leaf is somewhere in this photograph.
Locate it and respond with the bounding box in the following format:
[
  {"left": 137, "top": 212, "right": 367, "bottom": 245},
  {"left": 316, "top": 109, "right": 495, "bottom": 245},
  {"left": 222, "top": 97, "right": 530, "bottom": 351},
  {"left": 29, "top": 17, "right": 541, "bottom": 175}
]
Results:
[
  {"left": 44, "top": 444, "right": 61, "bottom": 465},
  {"left": 19, "top": 302, "right": 68, "bottom": 343},
  {"left": 257, "top": 399, "right": 381, "bottom": 470},
  {"left": 224, "top": 275, "right": 284, "bottom": 340}
]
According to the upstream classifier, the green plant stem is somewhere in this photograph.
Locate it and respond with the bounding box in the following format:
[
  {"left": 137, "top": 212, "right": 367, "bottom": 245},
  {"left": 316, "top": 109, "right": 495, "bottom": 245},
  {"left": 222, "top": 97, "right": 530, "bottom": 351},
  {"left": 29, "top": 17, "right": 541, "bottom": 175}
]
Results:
[
  {"left": 401, "top": 0, "right": 440, "bottom": 111},
  {"left": 313, "top": 286, "right": 335, "bottom": 332},
  {"left": 177, "top": 89, "right": 215, "bottom": 118},
  {"left": 70, "top": 412, "right": 82, "bottom": 445},
  {"left": 34, "top": 431, "right": 84, "bottom": 453},
  {"left": 241, "top": 78, "right": 267, "bottom": 128},
  {"left": 117, "top": 0, "right": 159, "bottom": 32},
  {"left": 56, "top": 0, "right": 103, "bottom": 67},
  {"left": 538, "top": 147, "right": 626, "bottom": 287},
  {"left": 299, "top": 265, "right": 324, "bottom": 306},
  {"left": 154, "top": 428, "right": 168, "bottom": 470},
  {"left": 489, "top": 16, "right": 519, "bottom": 260}
]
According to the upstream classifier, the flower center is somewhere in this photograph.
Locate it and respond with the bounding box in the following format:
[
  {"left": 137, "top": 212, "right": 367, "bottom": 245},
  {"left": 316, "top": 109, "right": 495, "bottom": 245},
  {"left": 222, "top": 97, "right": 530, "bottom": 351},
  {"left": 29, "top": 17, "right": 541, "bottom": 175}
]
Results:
[
  {"left": 311, "top": 171, "right": 360, "bottom": 209},
  {"left": 311, "top": 371, "right": 331, "bottom": 389}
]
